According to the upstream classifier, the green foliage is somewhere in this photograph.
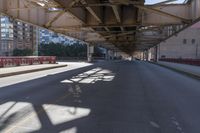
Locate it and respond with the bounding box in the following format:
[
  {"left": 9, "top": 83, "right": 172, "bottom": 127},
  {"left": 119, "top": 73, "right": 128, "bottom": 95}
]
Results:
[
  {"left": 93, "top": 47, "right": 105, "bottom": 57},
  {"left": 13, "top": 49, "right": 33, "bottom": 56},
  {"left": 39, "top": 42, "right": 105, "bottom": 58},
  {"left": 39, "top": 42, "right": 87, "bottom": 57}
]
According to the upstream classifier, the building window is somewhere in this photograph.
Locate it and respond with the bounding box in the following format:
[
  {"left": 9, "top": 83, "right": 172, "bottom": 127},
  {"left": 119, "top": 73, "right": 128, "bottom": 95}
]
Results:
[
  {"left": 192, "top": 39, "right": 195, "bottom": 44},
  {"left": 183, "top": 39, "right": 187, "bottom": 44}
]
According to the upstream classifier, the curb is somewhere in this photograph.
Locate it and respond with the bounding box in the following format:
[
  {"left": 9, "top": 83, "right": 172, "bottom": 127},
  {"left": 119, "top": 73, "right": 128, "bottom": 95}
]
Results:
[
  {"left": 0, "top": 64, "right": 68, "bottom": 78},
  {"left": 149, "top": 61, "right": 200, "bottom": 80}
]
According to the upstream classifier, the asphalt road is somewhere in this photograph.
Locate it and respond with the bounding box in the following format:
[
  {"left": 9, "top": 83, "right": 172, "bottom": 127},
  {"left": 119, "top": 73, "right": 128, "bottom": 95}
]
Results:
[{"left": 0, "top": 61, "right": 200, "bottom": 133}]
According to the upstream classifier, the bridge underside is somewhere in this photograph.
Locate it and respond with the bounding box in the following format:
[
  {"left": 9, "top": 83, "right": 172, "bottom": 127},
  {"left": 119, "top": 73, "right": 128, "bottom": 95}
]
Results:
[{"left": 0, "top": 0, "right": 199, "bottom": 54}]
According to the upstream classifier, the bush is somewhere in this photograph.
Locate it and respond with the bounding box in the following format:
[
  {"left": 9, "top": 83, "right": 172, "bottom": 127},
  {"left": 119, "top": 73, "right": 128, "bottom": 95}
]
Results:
[
  {"left": 39, "top": 42, "right": 87, "bottom": 57},
  {"left": 39, "top": 42, "right": 105, "bottom": 58},
  {"left": 13, "top": 49, "right": 33, "bottom": 56}
]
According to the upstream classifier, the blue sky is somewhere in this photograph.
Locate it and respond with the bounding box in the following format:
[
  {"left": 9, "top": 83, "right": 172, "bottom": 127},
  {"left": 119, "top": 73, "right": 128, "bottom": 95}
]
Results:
[{"left": 145, "top": 0, "right": 186, "bottom": 4}]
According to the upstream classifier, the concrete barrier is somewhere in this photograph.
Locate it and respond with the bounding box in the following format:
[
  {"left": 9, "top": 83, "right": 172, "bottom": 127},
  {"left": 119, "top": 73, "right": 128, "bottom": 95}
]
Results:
[
  {"left": 159, "top": 58, "right": 200, "bottom": 66},
  {"left": 0, "top": 56, "right": 56, "bottom": 68}
]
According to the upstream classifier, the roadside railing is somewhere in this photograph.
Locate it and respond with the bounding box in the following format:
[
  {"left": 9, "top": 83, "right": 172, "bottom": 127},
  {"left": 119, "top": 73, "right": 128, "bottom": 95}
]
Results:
[
  {"left": 57, "top": 57, "right": 106, "bottom": 61},
  {"left": 57, "top": 57, "right": 87, "bottom": 61},
  {"left": 159, "top": 58, "right": 200, "bottom": 66},
  {"left": 0, "top": 56, "right": 56, "bottom": 68}
]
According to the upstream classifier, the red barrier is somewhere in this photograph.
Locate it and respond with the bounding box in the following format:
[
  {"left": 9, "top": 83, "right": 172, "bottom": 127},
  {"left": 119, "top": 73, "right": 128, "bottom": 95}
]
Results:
[
  {"left": 159, "top": 58, "right": 200, "bottom": 66},
  {"left": 0, "top": 56, "right": 56, "bottom": 68}
]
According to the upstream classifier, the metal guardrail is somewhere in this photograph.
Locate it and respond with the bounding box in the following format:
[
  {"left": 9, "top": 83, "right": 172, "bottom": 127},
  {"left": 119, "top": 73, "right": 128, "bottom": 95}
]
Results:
[
  {"left": 0, "top": 56, "right": 56, "bottom": 68},
  {"left": 57, "top": 57, "right": 106, "bottom": 61},
  {"left": 159, "top": 58, "right": 200, "bottom": 66},
  {"left": 57, "top": 57, "right": 87, "bottom": 61}
]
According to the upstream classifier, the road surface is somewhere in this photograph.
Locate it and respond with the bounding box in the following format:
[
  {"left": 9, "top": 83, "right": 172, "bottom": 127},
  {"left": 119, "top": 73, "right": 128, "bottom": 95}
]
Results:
[{"left": 0, "top": 61, "right": 200, "bottom": 133}]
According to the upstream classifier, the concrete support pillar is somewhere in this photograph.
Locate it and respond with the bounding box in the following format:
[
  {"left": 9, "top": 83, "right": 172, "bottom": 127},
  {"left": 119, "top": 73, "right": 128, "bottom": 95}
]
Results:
[
  {"left": 113, "top": 51, "right": 117, "bottom": 60},
  {"left": 142, "top": 50, "right": 148, "bottom": 61},
  {"left": 146, "top": 50, "right": 149, "bottom": 61},
  {"left": 105, "top": 49, "right": 109, "bottom": 60},
  {"left": 0, "top": 15, "right": 2, "bottom": 56},
  {"left": 87, "top": 44, "right": 94, "bottom": 62},
  {"left": 140, "top": 52, "right": 143, "bottom": 60},
  {"left": 155, "top": 45, "right": 158, "bottom": 62},
  {"left": 34, "top": 27, "right": 39, "bottom": 56},
  {"left": 148, "top": 49, "right": 152, "bottom": 61},
  {"left": 109, "top": 50, "right": 114, "bottom": 60},
  {"left": 157, "top": 44, "right": 160, "bottom": 61},
  {"left": 105, "top": 49, "right": 115, "bottom": 60},
  {"left": 108, "top": 50, "right": 111, "bottom": 60},
  {"left": 142, "top": 51, "right": 145, "bottom": 61}
]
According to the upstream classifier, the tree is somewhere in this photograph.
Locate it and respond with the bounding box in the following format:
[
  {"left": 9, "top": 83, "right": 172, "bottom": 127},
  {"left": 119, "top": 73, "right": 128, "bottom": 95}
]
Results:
[
  {"left": 13, "top": 49, "right": 33, "bottom": 56},
  {"left": 39, "top": 42, "right": 105, "bottom": 58},
  {"left": 39, "top": 42, "right": 87, "bottom": 57}
]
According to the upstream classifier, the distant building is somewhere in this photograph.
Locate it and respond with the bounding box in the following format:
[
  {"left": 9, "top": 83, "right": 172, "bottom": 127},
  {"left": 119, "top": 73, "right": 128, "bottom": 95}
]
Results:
[
  {"left": 0, "top": 15, "right": 37, "bottom": 56},
  {"left": 0, "top": 15, "right": 85, "bottom": 56},
  {"left": 39, "top": 29, "right": 76, "bottom": 45},
  {"left": 151, "top": 24, "right": 200, "bottom": 60}
]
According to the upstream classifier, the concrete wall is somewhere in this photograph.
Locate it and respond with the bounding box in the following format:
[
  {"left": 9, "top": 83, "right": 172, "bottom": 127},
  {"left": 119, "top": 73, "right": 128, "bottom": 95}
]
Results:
[
  {"left": 148, "top": 47, "right": 157, "bottom": 61},
  {"left": 146, "top": 0, "right": 200, "bottom": 61},
  {"left": 157, "top": 25, "right": 200, "bottom": 59},
  {"left": 142, "top": 4, "right": 190, "bottom": 25},
  {"left": 190, "top": 0, "right": 200, "bottom": 20}
]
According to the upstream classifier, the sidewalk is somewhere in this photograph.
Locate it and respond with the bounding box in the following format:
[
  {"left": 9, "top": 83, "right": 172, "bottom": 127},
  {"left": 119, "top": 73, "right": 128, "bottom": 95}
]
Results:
[
  {"left": 156, "top": 61, "right": 200, "bottom": 79},
  {"left": 0, "top": 62, "right": 68, "bottom": 78}
]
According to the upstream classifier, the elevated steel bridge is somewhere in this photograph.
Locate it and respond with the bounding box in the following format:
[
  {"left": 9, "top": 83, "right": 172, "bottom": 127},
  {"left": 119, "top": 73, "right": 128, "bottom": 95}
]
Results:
[{"left": 0, "top": 0, "right": 199, "bottom": 54}]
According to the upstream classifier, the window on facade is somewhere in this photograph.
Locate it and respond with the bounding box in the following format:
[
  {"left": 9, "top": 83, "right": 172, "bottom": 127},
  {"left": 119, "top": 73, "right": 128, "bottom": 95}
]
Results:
[
  {"left": 1, "top": 33, "right": 6, "bottom": 37},
  {"left": 0, "top": 18, "right": 6, "bottom": 22},
  {"left": 1, "top": 43, "right": 7, "bottom": 51},
  {"left": 17, "top": 22, "right": 22, "bottom": 25},
  {"left": 192, "top": 39, "right": 196, "bottom": 44},
  {"left": 9, "top": 34, "right": 13, "bottom": 38},
  {"left": 1, "top": 24, "right": 6, "bottom": 27},
  {"left": 183, "top": 39, "right": 187, "bottom": 44}
]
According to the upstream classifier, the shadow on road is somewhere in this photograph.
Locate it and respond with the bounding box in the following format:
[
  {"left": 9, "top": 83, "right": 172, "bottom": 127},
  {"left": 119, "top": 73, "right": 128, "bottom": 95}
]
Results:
[{"left": 0, "top": 61, "right": 159, "bottom": 133}]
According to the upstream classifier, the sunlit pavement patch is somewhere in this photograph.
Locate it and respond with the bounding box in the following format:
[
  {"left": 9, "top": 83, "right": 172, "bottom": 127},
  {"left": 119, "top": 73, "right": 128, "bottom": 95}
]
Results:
[
  {"left": 60, "top": 127, "right": 77, "bottom": 133},
  {"left": 42, "top": 104, "right": 91, "bottom": 126},
  {"left": 0, "top": 62, "right": 93, "bottom": 88},
  {"left": 0, "top": 102, "right": 90, "bottom": 133},
  {"left": 61, "top": 67, "right": 115, "bottom": 84},
  {"left": 0, "top": 101, "right": 41, "bottom": 133}
]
